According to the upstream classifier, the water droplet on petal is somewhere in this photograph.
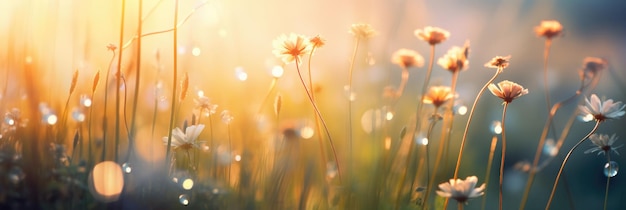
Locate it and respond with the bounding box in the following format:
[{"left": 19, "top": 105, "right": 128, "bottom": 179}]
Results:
[
  {"left": 179, "top": 194, "right": 190, "bottom": 206},
  {"left": 604, "top": 161, "right": 619, "bottom": 177},
  {"left": 122, "top": 162, "right": 132, "bottom": 174}
]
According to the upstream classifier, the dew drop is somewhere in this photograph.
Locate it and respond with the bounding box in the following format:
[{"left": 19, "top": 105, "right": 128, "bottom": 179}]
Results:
[
  {"left": 604, "top": 161, "right": 619, "bottom": 177},
  {"left": 122, "top": 162, "right": 132, "bottom": 174},
  {"left": 178, "top": 194, "right": 190, "bottom": 206}
]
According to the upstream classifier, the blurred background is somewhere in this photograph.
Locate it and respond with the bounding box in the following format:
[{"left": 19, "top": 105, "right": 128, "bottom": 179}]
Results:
[{"left": 1, "top": 0, "right": 625, "bottom": 209}]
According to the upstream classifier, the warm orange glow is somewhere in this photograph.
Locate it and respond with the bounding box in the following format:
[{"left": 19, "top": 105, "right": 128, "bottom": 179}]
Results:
[{"left": 89, "top": 161, "right": 124, "bottom": 202}]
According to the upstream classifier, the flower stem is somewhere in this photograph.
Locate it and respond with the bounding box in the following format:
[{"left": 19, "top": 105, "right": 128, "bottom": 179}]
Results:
[
  {"left": 102, "top": 49, "right": 116, "bottom": 162},
  {"left": 545, "top": 121, "right": 600, "bottom": 210},
  {"left": 440, "top": 70, "right": 460, "bottom": 210},
  {"left": 454, "top": 69, "right": 500, "bottom": 179},
  {"left": 295, "top": 59, "right": 342, "bottom": 183},
  {"left": 164, "top": 0, "right": 179, "bottom": 171},
  {"left": 227, "top": 123, "right": 232, "bottom": 186},
  {"left": 520, "top": 76, "right": 587, "bottom": 210},
  {"left": 114, "top": 0, "right": 127, "bottom": 163},
  {"left": 543, "top": 39, "right": 553, "bottom": 111},
  {"left": 125, "top": 0, "right": 142, "bottom": 165},
  {"left": 498, "top": 103, "right": 509, "bottom": 210},
  {"left": 347, "top": 37, "right": 360, "bottom": 179},
  {"left": 603, "top": 154, "right": 611, "bottom": 210},
  {"left": 396, "top": 44, "right": 435, "bottom": 210},
  {"left": 307, "top": 46, "right": 328, "bottom": 176},
  {"left": 481, "top": 135, "right": 498, "bottom": 210},
  {"left": 418, "top": 110, "right": 440, "bottom": 210}
]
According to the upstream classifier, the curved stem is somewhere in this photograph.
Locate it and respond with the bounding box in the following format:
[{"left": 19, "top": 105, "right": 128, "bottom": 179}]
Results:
[
  {"left": 101, "top": 49, "right": 116, "bottom": 162},
  {"left": 520, "top": 76, "right": 586, "bottom": 210},
  {"left": 499, "top": 103, "right": 509, "bottom": 210},
  {"left": 295, "top": 59, "right": 342, "bottom": 183},
  {"left": 545, "top": 121, "right": 600, "bottom": 210},
  {"left": 454, "top": 69, "right": 501, "bottom": 179},
  {"left": 307, "top": 46, "right": 328, "bottom": 175}
]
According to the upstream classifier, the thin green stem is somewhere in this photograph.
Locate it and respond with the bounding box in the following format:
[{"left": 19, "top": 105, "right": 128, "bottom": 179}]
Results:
[
  {"left": 545, "top": 121, "right": 600, "bottom": 210},
  {"left": 458, "top": 201, "right": 464, "bottom": 210},
  {"left": 454, "top": 69, "right": 501, "bottom": 179},
  {"left": 126, "top": 0, "right": 142, "bottom": 164},
  {"left": 543, "top": 39, "right": 553, "bottom": 111},
  {"left": 419, "top": 110, "right": 440, "bottom": 210},
  {"left": 121, "top": 0, "right": 211, "bottom": 50},
  {"left": 440, "top": 70, "right": 460, "bottom": 210},
  {"left": 227, "top": 123, "right": 232, "bottom": 185},
  {"left": 499, "top": 103, "right": 509, "bottom": 210},
  {"left": 520, "top": 76, "right": 587, "bottom": 210},
  {"left": 481, "top": 135, "right": 498, "bottom": 210},
  {"left": 307, "top": 46, "right": 328, "bottom": 175},
  {"left": 603, "top": 154, "right": 611, "bottom": 210},
  {"left": 102, "top": 49, "right": 116, "bottom": 162},
  {"left": 295, "top": 59, "right": 342, "bottom": 183},
  {"left": 114, "top": 0, "right": 127, "bottom": 163},
  {"left": 395, "top": 45, "right": 437, "bottom": 209},
  {"left": 165, "top": 0, "right": 179, "bottom": 170},
  {"left": 347, "top": 37, "right": 360, "bottom": 180}
]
